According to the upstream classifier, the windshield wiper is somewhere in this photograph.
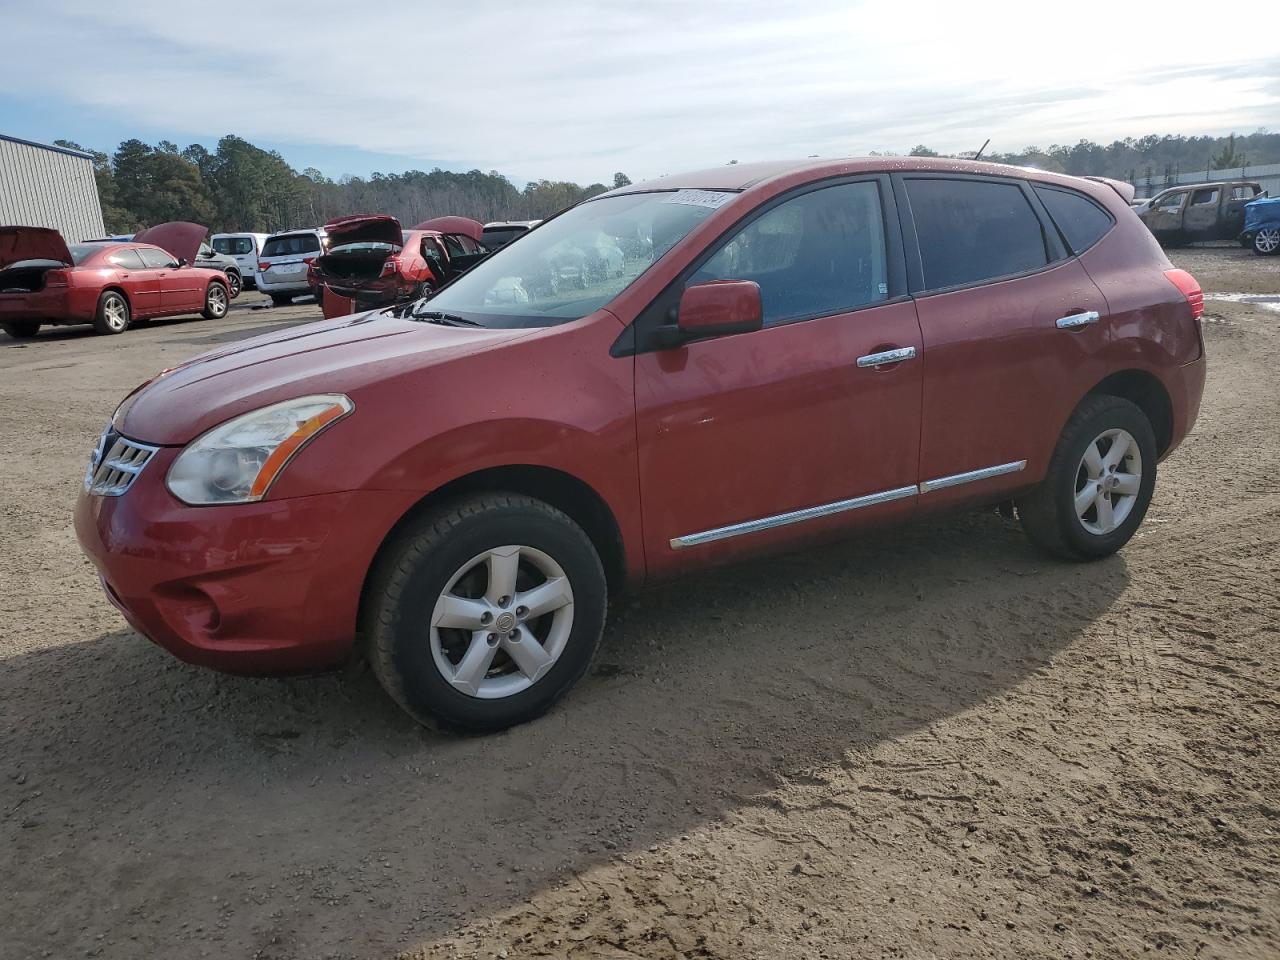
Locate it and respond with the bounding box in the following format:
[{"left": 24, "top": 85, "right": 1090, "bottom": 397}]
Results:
[{"left": 409, "top": 309, "right": 483, "bottom": 327}]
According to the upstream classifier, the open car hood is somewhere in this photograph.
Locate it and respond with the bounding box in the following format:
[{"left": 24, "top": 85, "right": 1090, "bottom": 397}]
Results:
[
  {"left": 411, "top": 216, "right": 484, "bottom": 242},
  {"left": 0, "top": 226, "right": 73, "bottom": 269},
  {"left": 324, "top": 214, "right": 403, "bottom": 247},
  {"left": 133, "top": 221, "right": 208, "bottom": 265}
]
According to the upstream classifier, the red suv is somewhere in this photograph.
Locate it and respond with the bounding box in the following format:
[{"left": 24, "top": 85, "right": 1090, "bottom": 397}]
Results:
[{"left": 75, "top": 158, "right": 1206, "bottom": 732}]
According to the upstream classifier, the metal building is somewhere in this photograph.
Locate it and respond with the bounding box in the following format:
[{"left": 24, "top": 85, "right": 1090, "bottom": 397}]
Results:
[{"left": 0, "top": 133, "right": 106, "bottom": 240}]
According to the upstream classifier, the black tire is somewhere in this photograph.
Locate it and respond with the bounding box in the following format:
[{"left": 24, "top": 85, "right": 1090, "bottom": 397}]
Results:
[
  {"left": 200, "top": 281, "right": 229, "bottom": 320},
  {"left": 1252, "top": 228, "right": 1280, "bottom": 256},
  {"left": 225, "top": 270, "right": 242, "bottom": 299},
  {"left": 411, "top": 281, "right": 433, "bottom": 300},
  {"left": 2, "top": 319, "right": 40, "bottom": 339},
  {"left": 365, "top": 493, "right": 607, "bottom": 732},
  {"left": 1017, "top": 395, "right": 1157, "bottom": 561},
  {"left": 269, "top": 293, "right": 293, "bottom": 307},
  {"left": 92, "top": 289, "right": 130, "bottom": 335}
]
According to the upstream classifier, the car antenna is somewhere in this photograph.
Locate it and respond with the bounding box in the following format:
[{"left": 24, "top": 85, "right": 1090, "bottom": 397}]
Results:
[{"left": 973, "top": 138, "right": 990, "bottom": 160}]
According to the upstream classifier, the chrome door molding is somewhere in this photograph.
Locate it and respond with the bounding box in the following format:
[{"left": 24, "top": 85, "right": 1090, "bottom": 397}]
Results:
[
  {"left": 669, "top": 459, "right": 1029, "bottom": 550},
  {"left": 918, "top": 459, "right": 1026, "bottom": 494},
  {"left": 856, "top": 346, "right": 917, "bottom": 367},
  {"left": 669, "top": 484, "right": 919, "bottom": 549},
  {"left": 1055, "top": 310, "right": 1100, "bottom": 329}
]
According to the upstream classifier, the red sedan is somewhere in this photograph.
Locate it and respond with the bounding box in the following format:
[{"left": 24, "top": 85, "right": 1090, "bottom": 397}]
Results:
[
  {"left": 0, "top": 222, "right": 229, "bottom": 337},
  {"left": 76, "top": 157, "right": 1206, "bottom": 733},
  {"left": 309, "top": 214, "right": 489, "bottom": 316}
]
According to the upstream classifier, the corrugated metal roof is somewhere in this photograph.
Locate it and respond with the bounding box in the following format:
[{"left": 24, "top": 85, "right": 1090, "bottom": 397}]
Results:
[
  {"left": 0, "top": 133, "right": 96, "bottom": 160},
  {"left": 0, "top": 134, "right": 106, "bottom": 240}
]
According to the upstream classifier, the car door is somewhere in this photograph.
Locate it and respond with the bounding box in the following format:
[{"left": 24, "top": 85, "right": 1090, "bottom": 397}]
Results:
[
  {"left": 633, "top": 178, "right": 923, "bottom": 577},
  {"left": 1223, "top": 184, "right": 1258, "bottom": 239},
  {"left": 135, "top": 246, "right": 195, "bottom": 313},
  {"left": 1182, "top": 186, "right": 1221, "bottom": 241},
  {"left": 1144, "top": 190, "right": 1187, "bottom": 241},
  {"left": 896, "top": 174, "right": 1111, "bottom": 509},
  {"left": 110, "top": 247, "right": 162, "bottom": 316}
]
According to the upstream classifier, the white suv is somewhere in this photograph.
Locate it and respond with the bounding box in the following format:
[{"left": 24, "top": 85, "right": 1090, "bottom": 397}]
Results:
[{"left": 255, "top": 229, "right": 327, "bottom": 306}]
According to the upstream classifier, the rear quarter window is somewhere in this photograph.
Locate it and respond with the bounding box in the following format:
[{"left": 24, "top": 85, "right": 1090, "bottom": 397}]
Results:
[
  {"left": 1033, "top": 185, "right": 1115, "bottom": 255},
  {"left": 905, "top": 178, "right": 1048, "bottom": 290}
]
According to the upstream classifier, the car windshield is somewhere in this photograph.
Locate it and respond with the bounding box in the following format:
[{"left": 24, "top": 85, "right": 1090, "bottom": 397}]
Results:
[
  {"left": 481, "top": 227, "right": 526, "bottom": 249},
  {"left": 420, "top": 192, "right": 730, "bottom": 327}
]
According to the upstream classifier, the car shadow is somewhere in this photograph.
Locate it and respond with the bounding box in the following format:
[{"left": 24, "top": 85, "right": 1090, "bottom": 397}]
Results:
[{"left": 1, "top": 509, "right": 1129, "bottom": 958}]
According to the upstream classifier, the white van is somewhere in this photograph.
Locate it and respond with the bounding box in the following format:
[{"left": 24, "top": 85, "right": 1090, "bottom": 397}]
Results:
[
  {"left": 210, "top": 233, "right": 270, "bottom": 289},
  {"left": 255, "top": 228, "right": 328, "bottom": 305}
]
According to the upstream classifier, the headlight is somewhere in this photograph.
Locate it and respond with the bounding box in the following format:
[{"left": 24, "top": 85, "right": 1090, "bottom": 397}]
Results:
[{"left": 166, "top": 394, "right": 353, "bottom": 505}]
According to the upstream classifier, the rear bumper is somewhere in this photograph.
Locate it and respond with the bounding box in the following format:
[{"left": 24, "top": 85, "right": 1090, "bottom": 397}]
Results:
[
  {"left": 74, "top": 451, "right": 420, "bottom": 675},
  {"left": 254, "top": 273, "right": 311, "bottom": 294},
  {"left": 321, "top": 276, "right": 411, "bottom": 302},
  {"left": 1164, "top": 353, "right": 1207, "bottom": 459},
  {"left": 0, "top": 288, "right": 95, "bottom": 324}
]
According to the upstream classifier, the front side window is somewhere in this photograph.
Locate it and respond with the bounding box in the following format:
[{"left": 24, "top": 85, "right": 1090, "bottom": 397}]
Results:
[
  {"left": 106, "top": 248, "right": 146, "bottom": 269},
  {"left": 691, "top": 181, "right": 888, "bottom": 326},
  {"left": 137, "top": 247, "right": 177, "bottom": 268},
  {"left": 1191, "top": 188, "right": 1219, "bottom": 206},
  {"left": 421, "top": 191, "right": 729, "bottom": 327},
  {"left": 906, "top": 178, "right": 1048, "bottom": 290},
  {"left": 1034, "top": 185, "right": 1114, "bottom": 255},
  {"left": 1157, "top": 192, "right": 1186, "bottom": 213}
]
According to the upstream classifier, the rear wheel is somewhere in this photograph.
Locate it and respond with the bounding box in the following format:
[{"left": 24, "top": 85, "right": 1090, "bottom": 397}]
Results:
[
  {"left": 225, "top": 270, "right": 242, "bottom": 298},
  {"left": 201, "top": 281, "right": 229, "bottom": 320},
  {"left": 2, "top": 320, "right": 40, "bottom": 339},
  {"left": 1253, "top": 228, "right": 1280, "bottom": 256},
  {"left": 93, "top": 290, "right": 130, "bottom": 335},
  {"left": 365, "top": 493, "right": 607, "bottom": 732},
  {"left": 1017, "top": 395, "right": 1157, "bottom": 561}
]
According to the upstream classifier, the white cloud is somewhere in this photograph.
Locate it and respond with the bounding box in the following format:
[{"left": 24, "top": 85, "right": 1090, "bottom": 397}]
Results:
[{"left": 2, "top": 0, "right": 1277, "bottom": 182}]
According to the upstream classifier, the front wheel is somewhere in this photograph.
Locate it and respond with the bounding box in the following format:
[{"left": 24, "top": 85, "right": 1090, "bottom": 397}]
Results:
[
  {"left": 1253, "top": 228, "right": 1280, "bottom": 256},
  {"left": 225, "top": 271, "right": 242, "bottom": 298},
  {"left": 1017, "top": 395, "right": 1157, "bottom": 561},
  {"left": 2, "top": 320, "right": 40, "bottom": 339},
  {"left": 201, "top": 281, "right": 229, "bottom": 320},
  {"left": 365, "top": 494, "right": 607, "bottom": 732}
]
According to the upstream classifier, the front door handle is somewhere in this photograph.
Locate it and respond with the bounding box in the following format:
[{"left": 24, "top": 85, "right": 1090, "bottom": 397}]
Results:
[
  {"left": 1056, "top": 310, "right": 1100, "bottom": 329},
  {"left": 856, "top": 346, "right": 917, "bottom": 368}
]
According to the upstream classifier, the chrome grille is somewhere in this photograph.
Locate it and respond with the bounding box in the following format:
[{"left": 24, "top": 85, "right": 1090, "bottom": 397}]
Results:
[{"left": 85, "top": 427, "right": 158, "bottom": 497}]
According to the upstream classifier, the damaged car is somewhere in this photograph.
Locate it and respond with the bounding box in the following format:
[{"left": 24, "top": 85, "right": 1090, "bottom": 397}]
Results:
[
  {"left": 308, "top": 215, "right": 490, "bottom": 313},
  {"left": 1240, "top": 195, "right": 1280, "bottom": 256},
  {"left": 0, "top": 222, "right": 231, "bottom": 338}
]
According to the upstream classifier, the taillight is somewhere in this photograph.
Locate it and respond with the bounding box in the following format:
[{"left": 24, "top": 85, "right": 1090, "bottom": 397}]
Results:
[
  {"left": 45, "top": 270, "right": 69, "bottom": 288},
  {"left": 258, "top": 261, "right": 270, "bottom": 272},
  {"left": 1164, "top": 268, "right": 1203, "bottom": 319},
  {"left": 380, "top": 257, "right": 402, "bottom": 277}
]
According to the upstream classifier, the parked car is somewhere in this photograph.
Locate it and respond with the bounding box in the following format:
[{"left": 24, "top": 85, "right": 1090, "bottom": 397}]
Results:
[
  {"left": 0, "top": 223, "right": 230, "bottom": 337},
  {"left": 1138, "top": 181, "right": 1262, "bottom": 245},
  {"left": 255, "top": 228, "right": 328, "bottom": 306},
  {"left": 86, "top": 224, "right": 244, "bottom": 299},
  {"left": 1239, "top": 195, "right": 1280, "bottom": 256},
  {"left": 308, "top": 215, "right": 489, "bottom": 313},
  {"left": 75, "top": 158, "right": 1206, "bottom": 732},
  {"left": 210, "top": 232, "right": 269, "bottom": 289},
  {"left": 482, "top": 220, "right": 540, "bottom": 249}
]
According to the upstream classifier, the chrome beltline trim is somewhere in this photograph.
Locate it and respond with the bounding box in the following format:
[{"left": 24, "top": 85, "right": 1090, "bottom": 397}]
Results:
[
  {"left": 669, "top": 484, "right": 919, "bottom": 550},
  {"left": 919, "top": 459, "right": 1026, "bottom": 494}
]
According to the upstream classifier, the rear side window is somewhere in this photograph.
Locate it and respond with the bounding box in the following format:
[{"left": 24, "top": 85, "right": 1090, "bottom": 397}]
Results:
[
  {"left": 261, "top": 234, "right": 321, "bottom": 257},
  {"left": 693, "top": 181, "right": 888, "bottom": 326},
  {"left": 1033, "top": 185, "right": 1115, "bottom": 255},
  {"left": 1230, "top": 185, "right": 1257, "bottom": 201},
  {"left": 107, "top": 249, "right": 146, "bottom": 269},
  {"left": 1190, "top": 188, "right": 1219, "bottom": 206},
  {"left": 905, "top": 178, "right": 1048, "bottom": 290}
]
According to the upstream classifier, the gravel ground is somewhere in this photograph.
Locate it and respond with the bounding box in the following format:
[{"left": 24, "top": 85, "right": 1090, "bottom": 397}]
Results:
[{"left": 1, "top": 250, "right": 1278, "bottom": 960}]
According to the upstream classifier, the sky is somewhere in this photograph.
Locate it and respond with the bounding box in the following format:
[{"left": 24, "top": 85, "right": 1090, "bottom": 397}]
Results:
[{"left": 1, "top": 1, "right": 1277, "bottom": 185}]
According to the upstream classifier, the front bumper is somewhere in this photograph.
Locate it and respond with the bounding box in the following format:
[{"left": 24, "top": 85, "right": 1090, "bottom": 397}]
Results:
[{"left": 74, "top": 448, "right": 419, "bottom": 675}]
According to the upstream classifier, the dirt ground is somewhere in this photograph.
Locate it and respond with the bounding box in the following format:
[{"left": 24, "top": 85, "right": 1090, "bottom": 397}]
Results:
[{"left": 2, "top": 249, "right": 1278, "bottom": 960}]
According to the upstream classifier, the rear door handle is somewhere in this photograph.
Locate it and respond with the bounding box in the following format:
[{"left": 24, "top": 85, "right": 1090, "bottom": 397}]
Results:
[
  {"left": 856, "top": 346, "right": 917, "bottom": 368},
  {"left": 1056, "top": 310, "right": 1100, "bottom": 329}
]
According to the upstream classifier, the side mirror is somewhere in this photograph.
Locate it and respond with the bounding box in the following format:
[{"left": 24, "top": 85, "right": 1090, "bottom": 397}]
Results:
[
  {"left": 658, "top": 280, "right": 762, "bottom": 347},
  {"left": 175, "top": 258, "right": 188, "bottom": 268}
]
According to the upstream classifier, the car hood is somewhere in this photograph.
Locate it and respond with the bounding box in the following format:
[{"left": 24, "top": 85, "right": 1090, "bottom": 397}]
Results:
[
  {"left": 132, "top": 221, "right": 208, "bottom": 265},
  {"left": 114, "top": 310, "right": 537, "bottom": 445},
  {"left": 0, "top": 226, "right": 73, "bottom": 269},
  {"left": 411, "top": 216, "right": 484, "bottom": 241},
  {"left": 325, "top": 214, "right": 403, "bottom": 247}
]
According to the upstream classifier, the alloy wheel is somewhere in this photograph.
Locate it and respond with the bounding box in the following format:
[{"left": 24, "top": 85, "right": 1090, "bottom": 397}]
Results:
[
  {"left": 1256, "top": 228, "right": 1280, "bottom": 255},
  {"left": 429, "top": 545, "right": 575, "bottom": 699},
  {"left": 103, "top": 294, "right": 127, "bottom": 331},
  {"left": 207, "top": 285, "right": 228, "bottom": 317},
  {"left": 227, "top": 273, "right": 241, "bottom": 297},
  {"left": 1074, "top": 428, "right": 1143, "bottom": 535}
]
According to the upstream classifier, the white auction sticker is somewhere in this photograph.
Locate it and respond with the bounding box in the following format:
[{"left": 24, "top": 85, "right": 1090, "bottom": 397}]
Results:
[{"left": 663, "top": 189, "right": 735, "bottom": 209}]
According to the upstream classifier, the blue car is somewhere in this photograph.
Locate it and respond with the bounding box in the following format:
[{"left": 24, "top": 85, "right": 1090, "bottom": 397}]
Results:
[{"left": 1241, "top": 196, "right": 1280, "bottom": 256}]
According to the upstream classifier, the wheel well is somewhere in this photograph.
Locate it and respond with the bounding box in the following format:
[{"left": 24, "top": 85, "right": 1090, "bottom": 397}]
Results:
[
  {"left": 370, "top": 465, "right": 627, "bottom": 597},
  {"left": 1089, "top": 370, "right": 1173, "bottom": 455},
  {"left": 100, "top": 286, "right": 129, "bottom": 307}
]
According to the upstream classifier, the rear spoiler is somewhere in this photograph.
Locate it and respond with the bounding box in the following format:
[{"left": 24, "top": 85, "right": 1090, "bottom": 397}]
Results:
[{"left": 1083, "top": 176, "right": 1136, "bottom": 205}]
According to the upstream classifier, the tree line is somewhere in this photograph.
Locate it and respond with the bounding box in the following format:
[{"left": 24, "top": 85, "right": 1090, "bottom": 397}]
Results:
[
  {"left": 54, "top": 129, "right": 1280, "bottom": 237},
  {"left": 54, "top": 135, "right": 632, "bottom": 235}
]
